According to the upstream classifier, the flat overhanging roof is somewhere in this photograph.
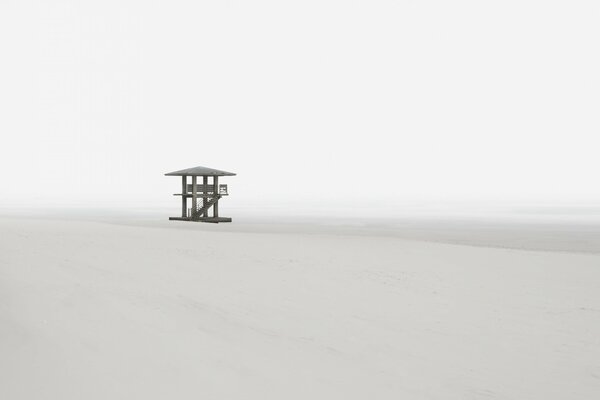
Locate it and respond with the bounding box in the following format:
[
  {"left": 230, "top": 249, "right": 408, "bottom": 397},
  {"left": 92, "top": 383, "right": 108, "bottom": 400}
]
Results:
[{"left": 165, "top": 166, "right": 236, "bottom": 177}]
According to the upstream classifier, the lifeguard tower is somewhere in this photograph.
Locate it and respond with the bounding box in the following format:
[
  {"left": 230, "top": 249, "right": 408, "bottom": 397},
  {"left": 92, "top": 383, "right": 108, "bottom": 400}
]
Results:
[{"left": 165, "top": 166, "right": 236, "bottom": 223}]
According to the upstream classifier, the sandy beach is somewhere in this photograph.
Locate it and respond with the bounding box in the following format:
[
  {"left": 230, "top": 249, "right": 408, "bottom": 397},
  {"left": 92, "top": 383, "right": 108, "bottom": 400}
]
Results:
[{"left": 1, "top": 213, "right": 599, "bottom": 399}]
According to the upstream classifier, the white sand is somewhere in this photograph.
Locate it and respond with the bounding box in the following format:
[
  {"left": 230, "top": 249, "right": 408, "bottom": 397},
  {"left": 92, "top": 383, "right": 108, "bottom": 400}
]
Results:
[{"left": 1, "top": 215, "right": 599, "bottom": 399}]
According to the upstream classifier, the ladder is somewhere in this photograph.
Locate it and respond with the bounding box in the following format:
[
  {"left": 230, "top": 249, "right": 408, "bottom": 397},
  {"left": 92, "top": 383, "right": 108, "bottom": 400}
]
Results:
[{"left": 191, "top": 195, "right": 221, "bottom": 220}]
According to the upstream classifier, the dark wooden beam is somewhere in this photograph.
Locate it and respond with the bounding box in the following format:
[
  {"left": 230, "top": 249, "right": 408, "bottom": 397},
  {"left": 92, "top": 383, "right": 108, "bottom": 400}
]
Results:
[
  {"left": 203, "top": 176, "right": 208, "bottom": 217},
  {"left": 191, "top": 176, "right": 197, "bottom": 217},
  {"left": 181, "top": 176, "right": 187, "bottom": 217},
  {"left": 213, "top": 176, "right": 219, "bottom": 218}
]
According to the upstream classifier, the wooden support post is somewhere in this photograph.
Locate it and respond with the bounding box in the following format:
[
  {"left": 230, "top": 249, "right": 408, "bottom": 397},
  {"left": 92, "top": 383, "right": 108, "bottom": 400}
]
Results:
[
  {"left": 213, "top": 176, "right": 219, "bottom": 217},
  {"left": 203, "top": 176, "right": 208, "bottom": 217},
  {"left": 191, "top": 176, "right": 197, "bottom": 217},
  {"left": 181, "top": 176, "right": 187, "bottom": 218}
]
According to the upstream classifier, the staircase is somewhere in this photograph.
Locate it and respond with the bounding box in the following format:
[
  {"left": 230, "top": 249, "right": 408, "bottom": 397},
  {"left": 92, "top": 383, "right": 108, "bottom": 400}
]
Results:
[{"left": 191, "top": 195, "right": 221, "bottom": 220}]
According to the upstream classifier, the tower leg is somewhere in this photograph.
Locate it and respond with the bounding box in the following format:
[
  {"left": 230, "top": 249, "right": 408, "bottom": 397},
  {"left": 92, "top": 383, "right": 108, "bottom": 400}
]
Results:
[
  {"left": 181, "top": 176, "right": 187, "bottom": 217},
  {"left": 213, "top": 176, "right": 219, "bottom": 218},
  {"left": 203, "top": 176, "right": 208, "bottom": 217},
  {"left": 191, "top": 176, "right": 197, "bottom": 217}
]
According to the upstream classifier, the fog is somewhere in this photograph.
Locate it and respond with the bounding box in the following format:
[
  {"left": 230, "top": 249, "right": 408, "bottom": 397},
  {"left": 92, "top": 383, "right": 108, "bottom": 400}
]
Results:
[{"left": 1, "top": 1, "right": 599, "bottom": 212}]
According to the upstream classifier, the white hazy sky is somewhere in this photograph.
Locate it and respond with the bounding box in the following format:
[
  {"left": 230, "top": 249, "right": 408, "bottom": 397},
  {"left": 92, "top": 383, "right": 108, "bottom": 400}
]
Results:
[{"left": 1, "top": 1, "right": 599, "bottom": 209}]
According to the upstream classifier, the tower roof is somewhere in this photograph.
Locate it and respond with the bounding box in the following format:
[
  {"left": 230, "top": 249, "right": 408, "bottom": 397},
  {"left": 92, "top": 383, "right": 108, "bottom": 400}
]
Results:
[{"left": 164, "top": 166, "right": 236, "bottom": 177}]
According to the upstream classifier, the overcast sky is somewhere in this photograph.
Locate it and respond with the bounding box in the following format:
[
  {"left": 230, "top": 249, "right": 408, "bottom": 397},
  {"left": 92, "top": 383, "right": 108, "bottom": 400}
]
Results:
[{"left": 1, "top": 1, "right": 599, "bottom": 210}]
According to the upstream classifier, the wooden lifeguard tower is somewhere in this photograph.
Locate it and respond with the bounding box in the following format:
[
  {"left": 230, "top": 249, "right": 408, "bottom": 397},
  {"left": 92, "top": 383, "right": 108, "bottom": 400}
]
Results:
[{"left": 165, "top": 166, "right": 236, "bottom": 223}]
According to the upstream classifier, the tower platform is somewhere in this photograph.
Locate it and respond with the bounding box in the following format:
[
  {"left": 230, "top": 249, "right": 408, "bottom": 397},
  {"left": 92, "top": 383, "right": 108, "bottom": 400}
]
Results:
[{"left": 168, "top": 217, "right": 232, "bottom": 223}]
